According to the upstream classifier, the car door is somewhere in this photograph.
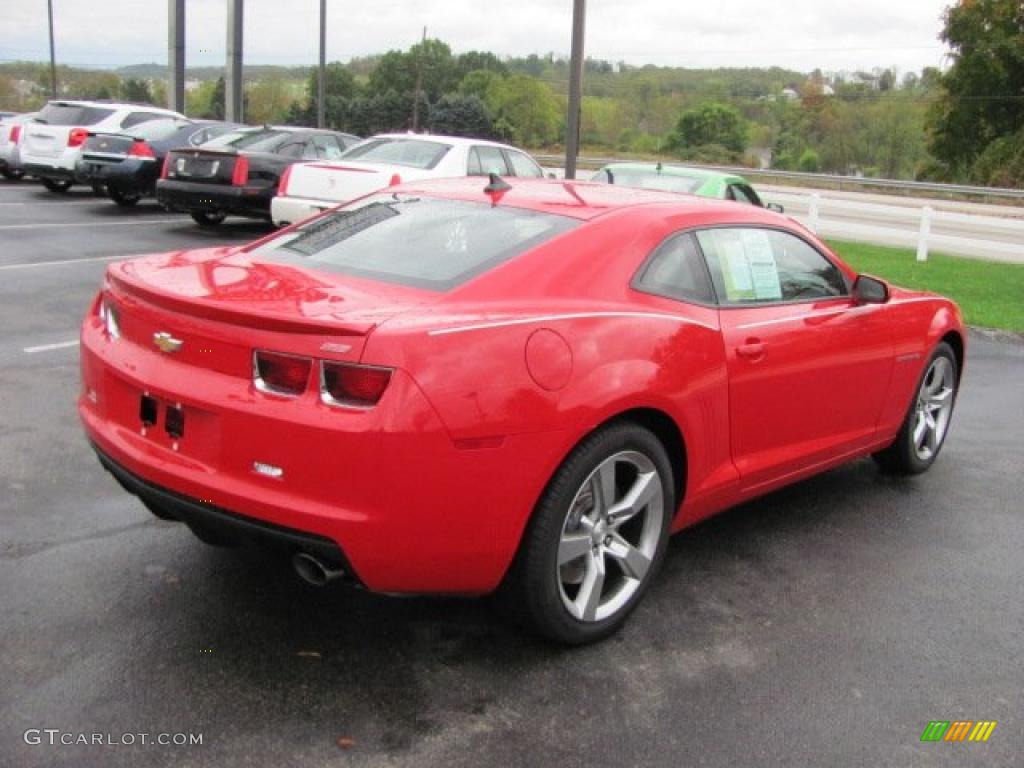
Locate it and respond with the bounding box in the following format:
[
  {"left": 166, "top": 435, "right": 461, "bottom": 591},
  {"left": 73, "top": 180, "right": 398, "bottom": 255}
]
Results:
[{"left": 695, "top": 226, "right": 894, "bottom": 490}]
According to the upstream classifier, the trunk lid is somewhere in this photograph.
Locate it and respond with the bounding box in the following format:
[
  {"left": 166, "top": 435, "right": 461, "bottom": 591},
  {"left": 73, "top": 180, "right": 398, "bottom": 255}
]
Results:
[
  {"left": 104, "top": 248, "right": 437, "bottom": 372},
  {"left": 82, "top": 132, "right": 136, "bottom": 163},
  {"left": 163, "top": 148, "right": 246, "bottom": 185},
  {"left": 283, "top": 160, "right": 428, "bottom": 205}
]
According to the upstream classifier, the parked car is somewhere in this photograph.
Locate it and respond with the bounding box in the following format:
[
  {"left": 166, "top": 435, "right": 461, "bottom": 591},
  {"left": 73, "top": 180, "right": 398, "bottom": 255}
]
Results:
[
  {"left": 0, "top": 113, "right": 36, "bottom": 180},
  {"left": 271, "top": 133, "right": 546, "bottom": 227},
  {"left": 593, "top": 162, "right": 784, "bottom": 212},
  {"left": 76, "top": 118, "right": 240, "bottom": 207},
  {"left": 20, "top": 100, "right": 186, "bottom": 193},
  {"left": 79, "top": 177, "right": 964, "bottom": 644},
  {"left": 156, "top": 126, "right": 360, "bottom": 226}
]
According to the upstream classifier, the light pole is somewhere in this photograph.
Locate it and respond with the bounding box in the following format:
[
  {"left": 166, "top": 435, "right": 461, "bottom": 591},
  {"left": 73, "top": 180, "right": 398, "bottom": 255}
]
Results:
[
  {"left": 47, "top": 0, "right": 57, "bottom": 99},
  {"left": 317, "top": 0, "right": 326, "bottom": 128},
  {"left": 564, "top": 0, "right": 586, "bottom": 179},
  {"left": 168, "top": 0, "right": 185, "bottom": 113}
]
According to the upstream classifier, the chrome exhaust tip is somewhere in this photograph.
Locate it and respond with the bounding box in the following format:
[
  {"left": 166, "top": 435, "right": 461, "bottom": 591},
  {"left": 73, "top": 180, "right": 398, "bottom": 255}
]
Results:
[{"left": 292, "top": 552, "right": 344, "bottom": 587}]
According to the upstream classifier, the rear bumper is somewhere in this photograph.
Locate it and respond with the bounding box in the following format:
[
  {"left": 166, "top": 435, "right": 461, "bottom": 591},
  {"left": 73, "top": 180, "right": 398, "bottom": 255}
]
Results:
[
  {"left": 93, "top": 442, "right": 353, "bottom": 575},
  {"left": 78, "top": 311, "right": 565, "bottom": 594},
  {"left": 23, "top": 162, "right": 76, "bottom": 181},
  {"left": 156, "top": 179, "right": 273, "bottom": 219},
  {"left": 76, "top": 157, "right": 157, "bottom": 191},
  {"left": 270, "top": 195, "right": 336, "bottom": 226}
]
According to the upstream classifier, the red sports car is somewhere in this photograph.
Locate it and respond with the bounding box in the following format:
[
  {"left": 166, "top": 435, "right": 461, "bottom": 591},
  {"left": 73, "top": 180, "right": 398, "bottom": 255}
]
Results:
[{"left": 79, "top": 177, "right": 964, "bottom": 644}]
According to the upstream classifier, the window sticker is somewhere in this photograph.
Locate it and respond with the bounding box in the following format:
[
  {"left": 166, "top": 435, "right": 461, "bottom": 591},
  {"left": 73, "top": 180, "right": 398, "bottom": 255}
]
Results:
[
  {"left": 717, "top": 231, "right": 754, "bottom": 300},
  {"left": 742, "top": 230, "right": 782, "bottom": 300}
]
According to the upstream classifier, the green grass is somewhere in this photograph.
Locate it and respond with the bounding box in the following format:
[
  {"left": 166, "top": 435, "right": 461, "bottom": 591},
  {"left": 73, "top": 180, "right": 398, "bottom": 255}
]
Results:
[{"left": 827, "top": 240, "right": 1024, "bottom": 333}]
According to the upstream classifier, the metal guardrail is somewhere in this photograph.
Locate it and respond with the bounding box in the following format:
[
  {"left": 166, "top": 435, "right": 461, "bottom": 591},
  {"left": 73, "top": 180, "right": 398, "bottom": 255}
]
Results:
[{"left": 534, "top": 154, "right": 1024, "bottom": 202}]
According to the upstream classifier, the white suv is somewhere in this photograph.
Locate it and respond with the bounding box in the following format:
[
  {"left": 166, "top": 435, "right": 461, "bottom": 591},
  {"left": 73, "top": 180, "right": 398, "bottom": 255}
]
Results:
[{"left": 21, "top": 100, "right": 185, "bottom": 193}]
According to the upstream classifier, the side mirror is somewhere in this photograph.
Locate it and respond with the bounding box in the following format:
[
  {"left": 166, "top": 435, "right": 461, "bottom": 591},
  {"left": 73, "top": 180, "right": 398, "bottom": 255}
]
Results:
[
  {"left": 853, "top": 274, "right": 889, "bottom": 304},
  {"left": 766, "top": 202, "right": 785, "bottom": 213}
]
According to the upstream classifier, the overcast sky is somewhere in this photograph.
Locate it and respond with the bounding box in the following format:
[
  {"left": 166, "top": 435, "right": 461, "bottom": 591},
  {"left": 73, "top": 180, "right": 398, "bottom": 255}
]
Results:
[{"left": 1, "top": 0, "right": 952, "bottom": 75}]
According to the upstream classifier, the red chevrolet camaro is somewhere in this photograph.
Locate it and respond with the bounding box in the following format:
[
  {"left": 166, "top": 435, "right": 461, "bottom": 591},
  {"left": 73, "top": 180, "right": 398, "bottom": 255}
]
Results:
[{"left": 79, "top": 177, "right": 964, "bottom": 644}]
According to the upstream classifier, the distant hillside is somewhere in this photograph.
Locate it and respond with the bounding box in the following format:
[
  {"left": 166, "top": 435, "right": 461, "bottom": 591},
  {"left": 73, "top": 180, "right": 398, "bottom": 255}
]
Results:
[{"left": 114, "top": 63, "right": 314, "bottom": 82}]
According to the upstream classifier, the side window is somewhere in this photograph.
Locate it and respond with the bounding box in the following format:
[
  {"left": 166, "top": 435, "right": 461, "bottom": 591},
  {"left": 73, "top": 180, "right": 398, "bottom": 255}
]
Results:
[
  {"left": 728, "top": 184, "right": 756, "bottom": 205},
  {"left": 277, "top": 141, "right": 307, "bottom": 159},
  {"left": 696, "top": 228, "right": 847, "bottom": 304},
  {"left": 313, "top": 135, "right": 344, "bottom": 160},
  {"left": 467, "top": 146, "right": 509, "bottom": 176},
  {"left": 120, "top": 112, "right": 164, "bottom": 129},
  {"left": 634, "top": 232, "right": 716, "bottom": 305},
  {"left": 505, "top": 150, "right": 544, "bottom": 178}
]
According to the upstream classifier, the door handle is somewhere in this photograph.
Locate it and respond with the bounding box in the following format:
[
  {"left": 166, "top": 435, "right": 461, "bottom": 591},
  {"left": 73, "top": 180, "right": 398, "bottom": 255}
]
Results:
[{"left": 736, "top": 339, "right": 766, "bottom": 360}]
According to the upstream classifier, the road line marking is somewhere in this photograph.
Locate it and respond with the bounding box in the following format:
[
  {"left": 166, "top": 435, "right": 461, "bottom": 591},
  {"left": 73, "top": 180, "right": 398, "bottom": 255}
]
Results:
[
  {"left": 0, "top": 217, "right": 184, "bottom": 231},
  {"left": 24, "top": 340, "right": 79, "bottom": 354},
  {"left": 0, "top": 254, "right": 123, "bottom": 271}
]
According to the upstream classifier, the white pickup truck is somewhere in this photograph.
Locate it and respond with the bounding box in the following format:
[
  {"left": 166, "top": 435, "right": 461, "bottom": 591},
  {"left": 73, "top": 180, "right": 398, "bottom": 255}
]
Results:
[{"left": 270, "top": 133, "right": 546, "bottom": 227}]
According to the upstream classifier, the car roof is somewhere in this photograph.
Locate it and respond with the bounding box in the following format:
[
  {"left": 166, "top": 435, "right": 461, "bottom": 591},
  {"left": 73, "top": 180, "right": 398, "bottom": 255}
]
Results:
[
  {"left": 370, "top": 133, "right": 522, "bottom": 151},
  {"left": 600, "top": 162, "right": 750, "bottom": 184},
  {"left": 390, "top": 176, "right": 777, "bottom": 222},
  {"left": 44, "top": 100, "right": 181, "bottom": 114}
]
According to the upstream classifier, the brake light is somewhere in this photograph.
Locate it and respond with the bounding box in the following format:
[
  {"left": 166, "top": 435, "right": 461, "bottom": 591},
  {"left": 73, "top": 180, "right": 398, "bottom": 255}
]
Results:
[
  {"left": 160, "top": 154, "right": 172, "bottom": 179},
  {"left": 253, "top": 350, "right": 311, "bottom": 397},
  {"left": 231, "top": 155, "right": 249, "bottom": 186},
  {"left": 388, "top": 173, "right": 402, "bottom": 186},
  {"left": 278, "top": 164, "right": 293, "bottom": 196},
  {"left": 320, "top": 362, "right": 393, "bottom": 408},
  {"left": 68, "top": 128, "right": 89, "bottom": 147},
  {"left": 9, "top": 125, "right": 21, "bottom": 143},
  {"left": 128, "top": 140, "right": 156, "bottom": 158}
]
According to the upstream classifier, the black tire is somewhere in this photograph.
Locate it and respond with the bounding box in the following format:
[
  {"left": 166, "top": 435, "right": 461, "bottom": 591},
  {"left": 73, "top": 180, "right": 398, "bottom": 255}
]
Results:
[
  {"left": 873, "top": 341, "right": 959, "bottom": 475},
  {"left": 41, "top": 178, "right": 73, "bottom": 193},
  {"left": 108, "top": 186, "right": 142, "bottom": 207},
  {"left": 90, "top": 182, "right": 106, "bottom": 196},
  {"left": 499, "top": 422, "right": 675, "bottom": 645},
  {"left": 191, "top": 211, "right": 226, "bottom": 227},
  {"left": 1, "top": 168, "right": 25, "bottom": 180}
]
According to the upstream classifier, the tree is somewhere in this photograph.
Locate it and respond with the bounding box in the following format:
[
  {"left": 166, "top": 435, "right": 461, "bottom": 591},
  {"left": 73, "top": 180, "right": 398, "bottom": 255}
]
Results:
[
  {"left": 203, "top": 77, "right": 226, "bottom": 120},
  {"left": 927, "top": 0, "right": 1024, "bottom": 179},
  {"left": 458, "top": 69, "right": 502, "bottom": 102},
  {"left": 368, "top": 39, "right": 458, "bottom": 103},
  {"left": 306, "top": 61, "right": 357, "bottom": 110},
  {"left": 485, "top": 75, "right": 560, "bottom": 146},
  {"left": 121, "top": 78, "right": 153, "bottom": 104},
  {"left": 248, "top": 77, "right": 292, "bottom": 124},
  {"left": 669, "top": 102, "right": 746, "bottom": 154},
  {"left": 428, "top": 94, "right": 493, "bottom": 138},
  {"left": 455, "top": 51, "right": 508, "bottom": 79}
]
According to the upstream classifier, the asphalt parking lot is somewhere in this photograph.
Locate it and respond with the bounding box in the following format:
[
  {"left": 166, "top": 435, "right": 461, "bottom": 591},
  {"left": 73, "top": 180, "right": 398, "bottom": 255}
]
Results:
[{"left": 1, "top": 179, "right": 1021, "bottom": 767}]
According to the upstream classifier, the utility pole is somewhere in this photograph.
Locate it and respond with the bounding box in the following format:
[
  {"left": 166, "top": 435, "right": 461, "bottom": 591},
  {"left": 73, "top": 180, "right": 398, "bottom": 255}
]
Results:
[
  {"left": 565, "top": 0, "right": 586, "bottom": 179},
  {"left": 47, "top": 0, "right": 57, "bottom": 99},
  {"left": 226, "top": 0, "right": 244, "bottom": 123},
  {"left": 411, "top": 26, "right": 426, "bottom": 132},
  {"left": 317, "top": 0, "right": 326, "bottom": 128},
  {"left": 168, "top": 0, "right": 186, "bottom": 113}
]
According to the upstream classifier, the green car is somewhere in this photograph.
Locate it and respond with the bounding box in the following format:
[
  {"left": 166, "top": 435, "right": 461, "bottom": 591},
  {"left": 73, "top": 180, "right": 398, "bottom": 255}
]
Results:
[{"left": 591, "top": 162, "right": 783, "bottom": 212}]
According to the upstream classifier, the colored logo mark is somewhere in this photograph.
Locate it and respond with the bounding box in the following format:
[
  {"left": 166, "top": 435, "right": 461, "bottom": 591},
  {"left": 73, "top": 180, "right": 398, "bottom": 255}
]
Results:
[{"left": 921, "top": 721, "right": 997, "bottom": 742}]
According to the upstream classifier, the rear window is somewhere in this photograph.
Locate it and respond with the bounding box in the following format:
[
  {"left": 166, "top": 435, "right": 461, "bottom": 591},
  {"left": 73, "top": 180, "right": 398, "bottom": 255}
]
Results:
[
  {"left": 595, "top": 168, "right": 703, "bottom": 195},
  {"left": 131, "top": 119, "right": 193, "bottom": 141},
  {"left": 250, "top": 195, "right": 578, "bottom": 291},
  {"left": 201, "top": 128, "right": 292, "bottom": 152},
  {"left": 340, "top": 138, "right": 451, "bottom": 169},
  {"left": 35, "top": 103, "right": 115, "bottom": 126}
]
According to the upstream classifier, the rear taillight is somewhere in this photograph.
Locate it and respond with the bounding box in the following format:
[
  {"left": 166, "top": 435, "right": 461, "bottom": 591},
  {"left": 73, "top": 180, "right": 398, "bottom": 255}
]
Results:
[
  {"left": 160, "top": 154, "right": 171, "bottom": 179},
  {"left": 97, "top": 295, "right": 120, "bottom": 339},
  {"left": 278, "top": 164, "right": 293, "bottom": 196},
  {"left": 253, "top": 350, "right": 312, "bottom": 397},
  {"left": 388, "top": 173, "right": 402, "bottom": 186},
  {"left": 128, "top": 140, "right": 155, "bottom": 159},
  {"left": 9, "top": 125, "right": 21, "bottom": 143},
  {"left": 68, "top": 128, "right": 89, "bottom": 147},
  {"left": 320, "top": 362, "right": 393, "bottom": 409},
  {"left": 231, "top": 155, "right": 249, "bottom": 186}
]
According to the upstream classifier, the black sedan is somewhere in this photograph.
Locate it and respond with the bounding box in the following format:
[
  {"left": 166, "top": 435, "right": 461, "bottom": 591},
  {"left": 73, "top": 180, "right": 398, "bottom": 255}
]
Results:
[
  {"left": 76, "top": 119, "right": 240, "bottom": 207},
  {"left": 155, "top": 126, "right": 360, "bottom": 226}
]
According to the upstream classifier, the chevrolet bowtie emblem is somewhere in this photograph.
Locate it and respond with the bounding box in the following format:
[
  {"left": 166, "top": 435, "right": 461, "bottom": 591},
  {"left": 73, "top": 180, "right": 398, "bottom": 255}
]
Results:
[{"left": 153, "top": 332, "right": 184, "bottom": 353}]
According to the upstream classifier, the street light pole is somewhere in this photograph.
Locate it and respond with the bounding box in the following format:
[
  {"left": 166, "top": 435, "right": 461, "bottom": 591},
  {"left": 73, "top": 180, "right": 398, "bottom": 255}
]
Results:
[
  {"left": 168, "top": 0, "right": 186, "bottom": 113},
  {"left": 564, "top": 0, "right": 586, "bottom": 179},
  {"left": 47, "top": 0, "right": 57, "bottom": 99},
  {"left": 317, "top": 0, "right": 326, "bottom": 128},
  {"left": 226, "top": 0, "right": 244, "bottom": 123}
]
